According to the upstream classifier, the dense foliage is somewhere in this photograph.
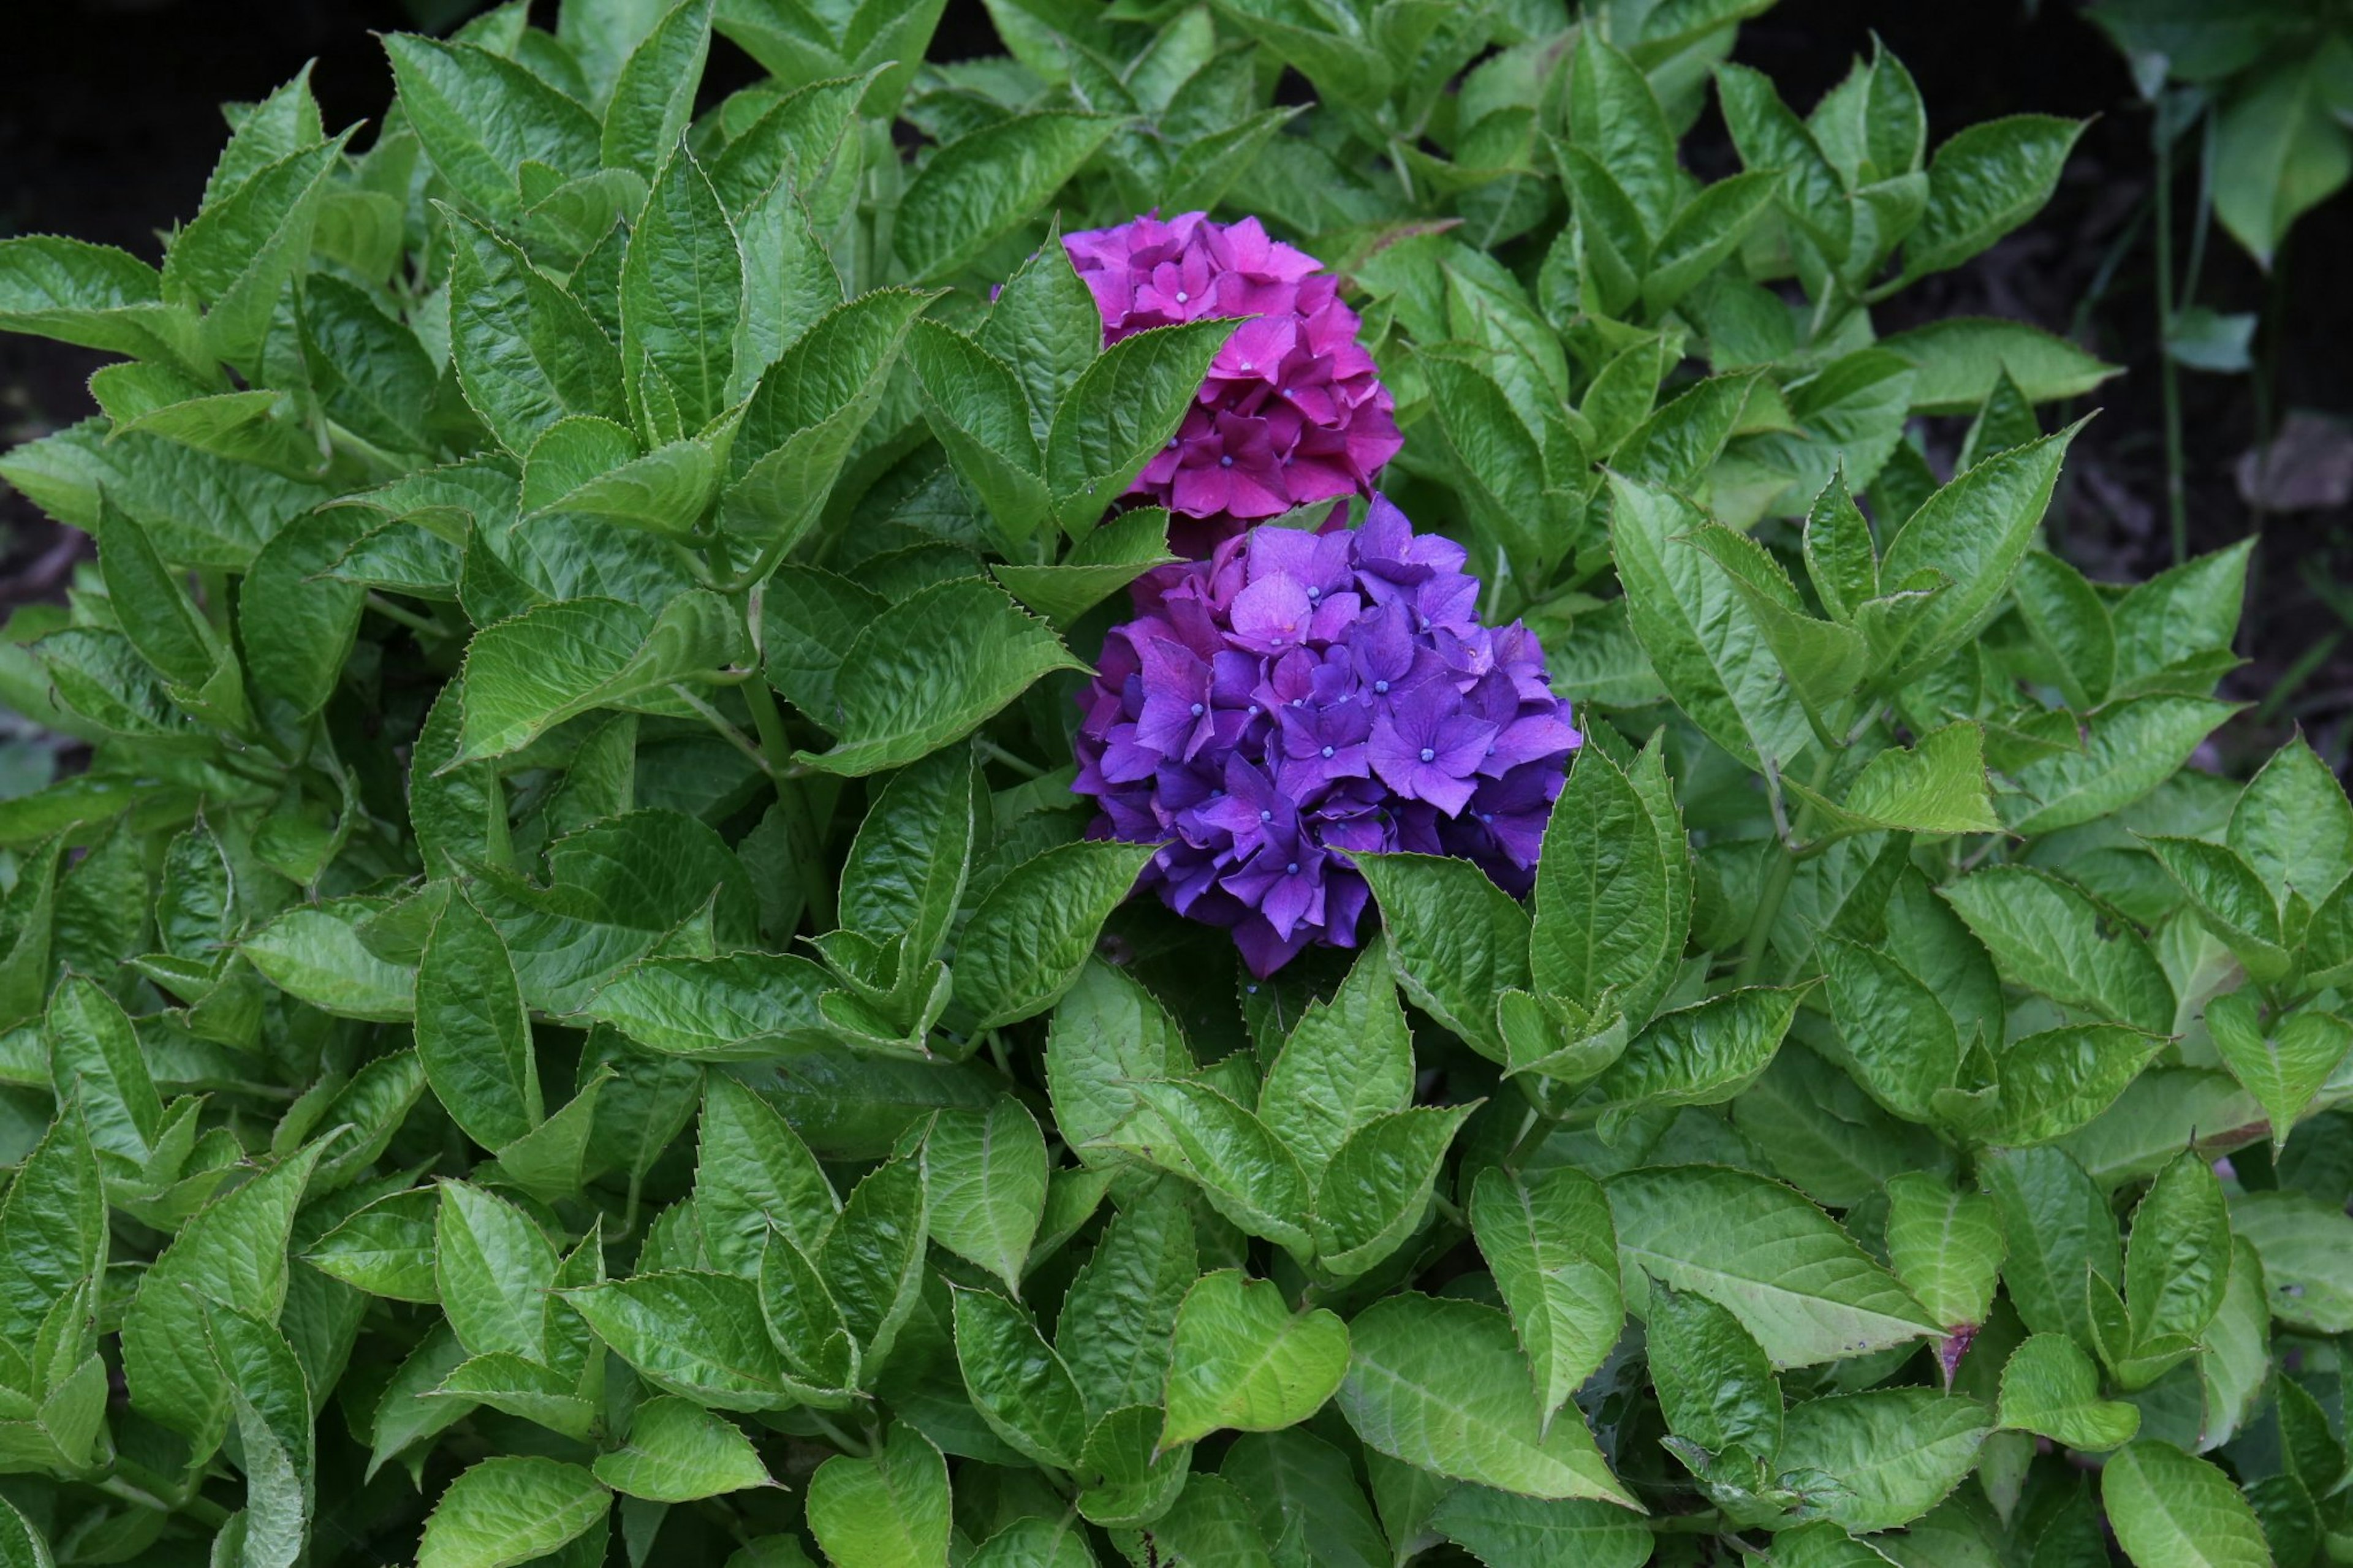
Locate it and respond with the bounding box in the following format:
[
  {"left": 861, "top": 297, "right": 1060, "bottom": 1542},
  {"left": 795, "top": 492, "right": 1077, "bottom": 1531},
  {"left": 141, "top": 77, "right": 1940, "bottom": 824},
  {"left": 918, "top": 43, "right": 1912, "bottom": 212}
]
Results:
[{"left": 0, "top": 1, "right": 2347, "bottom": 1565}]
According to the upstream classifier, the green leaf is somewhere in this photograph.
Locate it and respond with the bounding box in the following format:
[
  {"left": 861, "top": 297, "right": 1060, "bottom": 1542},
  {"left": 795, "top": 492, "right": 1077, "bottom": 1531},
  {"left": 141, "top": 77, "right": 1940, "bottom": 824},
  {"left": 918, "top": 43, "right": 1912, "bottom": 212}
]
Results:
[
  {"left": 895, "top": 113, "right": 1115, "bottom": 282},
  {"left": 620, "top": 144, "right": 741, "bottom": 433},
  {"left": 1775, "top": 1390, "right": 1992, "bottom": 1532},
  {"left": 981, "top": 221, "right": 1100, "bottom": 441},
  {"left": 1971, "top": 1024, "right": 2167, "bottom": 1146},
  {"left": 583, "top": 950, "right": 835, "bottom": 1061},
  {"left": 1162, "top": 1269, "right": 1350, "bottom": 1448},
  {"left": 795, "top": 580, "right": 1080, "bottom": 775},
  {"left": 1877, "top": 424, "right": 2079, "bottom": 685},
  {"left": 1433, "top": 1488, "right": 1649, "bottom": 1568},
  {"left": 2230, "top": 736, "right": 2353, "bottom": 908},
  {"left": 0, "top": 1112, "right": 104, "bottom": 1353},
  {"left": 0, "top": 1496, "right": 51, "bottom": 1567},
  {"left": 819, "top": 1155, "right": 930, "bottom": 1362},
  {"left": 1044, "top": 320, "right": 1239, "bottom": 531},
  {"left": 1257, "top": 942, "right": 1413, "bottom": 1177},
  {"left": 1803, "top": 722, "right": 2002, "bottom": 839},
  {"left": 91, "top": 493, "right": 230, "bottom": 697},
  {"left": 723, "top": 288, "right": 929, "bottom": 550},
  {"left": 434, "top": 1181, "right": 558, "bottom": 1362},
  {"left": 1133, "top": 1080, "right": 1313, "bottom": 1256},
  {"left": 1605, "top": 1164, "right": 1936, "bottom": 1368},
  {"left": 953, "top": 839, "right": 1158, "bottom": 1029},
  {"left": 1045, "top": 961, "right": 1191, "bottom": 1161},
  {"left": 447, "top": 212, "right": 627, "bottom": 455},
  {"left": 240, "top": 505, "right": 369, "bottom": 719},
  {"left": 1877, "top": 316, "right": 2121, "bottom": 414},
  {"left": 303, "top": 1188, "right": 440, "bottom": 1302},
  {"left": 1529, "top": 747, "right": 1675, "bottom": 1023},
  {"left": 388, "top": 34, "right": 601, "bottom": 214},
  {"left": 121, "top": 1142, "right": 322, "bottom": 1449},
  {"left": 2012, "top": 550, "right": 2116, "bottom": 708},
  {"left": 1646, "top": 1281, "right": 1781, "bottom": 1457},
  {"left": 1337, "top": 1293, "right": 1635, "bottom": 1507},
  {"left": 1884, "top": 1172, "right": 2005, "bottom": 1331},
  {"left": 1061, "top": 1253, "right": 1198, "bottom": 1477},
  {"left": 697, "top": 1072, "right": 837, "bottom": 1267},
  {"left": 417, "top": 1456, "right": 610, "bottom": 1568},
  {"left": 1591, "top": 984, "right": 1803, "bottom": 1115},
  {"left": 1470, "top": 1165, "right": 1621, "bottom": 1434},
  {"left": 1608, "top": 472, "right": 1813, "bottom": 772},
  {"left": 2111, "top": 541, "right": 2251, "bottom": 691},
  {"left": 601, "top": 0, "right": 714, "bottom": 179},
  {"left": 924, "top": 1098, "right": 1048, "bottom": 1293},
  {"left": 839, "top": 745, "right": 979, "bottom": 962},
  {"left": 953, "top": 1283, "right": 1097, "bottom": 1468},
  {"left": 2102, "top": 1440, "right": 2273, "bottom": 1568},
  {"left": 1939, "top": 866, "right": 2175, "bottom": 1036},
  {"left": 1569, "top": 32, "right": 1678, "bottom": 233},
  {"left": 1984, "top": 1145, "right": 2118, "bottom": 1351},
  {"left": 415, "top": 887, "right": 542, "bottom": 1151},
  {"left": 1819, "top": 939, "right": 1960, "bottom": 1123},
  {"left": 993, "top": 507, "right": 1179, "bottom": 624},
  {"left": 1904, "top": 115, "right": 2086, "bottom": 279},
  {"left": 1715, "top": 61, "right": 1851, "bottom": 260},
  {"left": 562, "top": 1270, "right": 798, "bottom": 1409},
  {"left": 165, "top": 133, "right": 352, "bottom": 370},
  {"left": 2211, "top": 53, "right": 2353, "bottom": 267},
  {"left": 1222, "top": 1429, "right": 1392, "bottom": 1568},
  {"left": 458, "top": 591, "right": 743, "bottom": 762},
  {"left": 2228, "top": 1190, "right": 2353, "bottom": 1333},
  {"left": 2205, "top": 993, "right": 2349, "bottom": 1154},
  {"left": 1646, "top": 170, "right": 1779, "bottom": 314},
  {"left": 760, "top": 1220, "right": 860, "bottom": 1394},
  {"left": 243, "top": 902, "right": 418, "bottom": 1021},
  {"left": 1354, "top": 852, "right": 1532, "bottom": 1063},
  {"left": 2141, "top": 837, "right": 2290, "bottom": 983},
  {"left": 594, "top": 1396, "right": 771, "bottom": 1502},
  {"left": 1999, "top": 1333, "right": 2139, "bottom": 1451},
  {"left": 909, "top": 323, "right": 1055, "bottom": 546},
  {"left": 2001, "top": 697, "right": 2242, "bottom": 835},
  {"left": 1314, "top": 1105, "right": 1476, "bottom": 1276},
  {"left": 45, "top": 975, "right": 162, "bottom": 1164},
  {"left": 0, "top": 235, "right": 202, "bottom": 369},
  {"left": 806, "top": 1423, "right": 951, "bottom": 1568}
]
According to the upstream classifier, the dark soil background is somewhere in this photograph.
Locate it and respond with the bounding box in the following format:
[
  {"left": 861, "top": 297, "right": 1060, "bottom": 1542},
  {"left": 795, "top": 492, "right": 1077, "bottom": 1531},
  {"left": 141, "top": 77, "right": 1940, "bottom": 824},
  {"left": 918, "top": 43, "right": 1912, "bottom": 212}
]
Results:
[{"left": 5, "top": 0, "right": 2349, "bottom": 771}]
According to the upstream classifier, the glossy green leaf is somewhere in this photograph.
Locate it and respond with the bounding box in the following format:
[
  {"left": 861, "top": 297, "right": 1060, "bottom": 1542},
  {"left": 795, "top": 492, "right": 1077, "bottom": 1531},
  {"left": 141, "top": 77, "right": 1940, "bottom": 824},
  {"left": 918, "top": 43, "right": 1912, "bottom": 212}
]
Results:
[{"left": 1164, "top": 1270, "right": 1351, "bottom": 1447}]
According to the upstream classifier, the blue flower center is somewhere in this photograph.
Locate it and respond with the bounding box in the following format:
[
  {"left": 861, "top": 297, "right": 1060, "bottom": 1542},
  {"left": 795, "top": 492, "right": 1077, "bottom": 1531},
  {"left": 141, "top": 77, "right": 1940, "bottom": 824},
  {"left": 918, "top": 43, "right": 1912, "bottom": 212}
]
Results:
[
  {"left": 1219, "top": 455, "right": 1234, "bottom": 468},
  {"left": 1190, "top": 702, "right": 1204, "bottom": 716},
  {"left": 1286, "top": 862, "right": 1300, "bottom": 874},
  {"left": 1419, "top": 747, "right": 1436, "bottom": 763},
  {"left": 1320, "top": 745, "right": 1334, "bottom": 759},
  {"left": 1374, "top": 680, "right": 1389, "bottom": 694},
  {"left": 1259, "top": 809, "right": 1272, "bottom": 822}
]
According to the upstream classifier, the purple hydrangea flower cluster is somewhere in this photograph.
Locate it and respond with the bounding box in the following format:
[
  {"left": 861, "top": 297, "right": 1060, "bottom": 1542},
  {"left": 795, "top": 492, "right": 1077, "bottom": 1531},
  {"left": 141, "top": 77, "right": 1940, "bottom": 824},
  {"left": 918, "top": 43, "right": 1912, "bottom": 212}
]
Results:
[
  {"left": 1074, "top": 496, "right": 1580, "bottom": 976},
  {"left": 1063, "top": 212, "right": 1403, "bottom": 552}
]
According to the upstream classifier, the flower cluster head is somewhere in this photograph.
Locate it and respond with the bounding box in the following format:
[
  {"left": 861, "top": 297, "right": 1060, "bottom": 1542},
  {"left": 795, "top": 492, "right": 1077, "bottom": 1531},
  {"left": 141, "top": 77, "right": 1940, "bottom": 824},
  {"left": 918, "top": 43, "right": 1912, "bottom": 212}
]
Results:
[
  {"left": 1062, "top": 211, "right": 1403, "bottom": 551},
  {"left": 1074, "top": 495, "right": 1580, "bottom": 976}
]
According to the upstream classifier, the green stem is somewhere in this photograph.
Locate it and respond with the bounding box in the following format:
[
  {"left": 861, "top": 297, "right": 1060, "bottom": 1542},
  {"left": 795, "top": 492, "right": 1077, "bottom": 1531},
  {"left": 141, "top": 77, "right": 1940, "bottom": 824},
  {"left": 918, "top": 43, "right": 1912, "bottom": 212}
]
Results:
[
  {"left": 805, "top": 1411, "right": 873, "bottom": 1458},
  {"left": 365, "top": 592, "right": 449, "bottom": 640},
  {"left": 671, "top": 686, "right": 778, "bottom": 779},
  {"left": 742, "top": 676, "right": 797, "bottom": 787},
  {"left": 976, "top": 737, "right": 1044, "bottom": 781},
  {"left": 95, "top": 1474, "right": 231, "bottom": 1530},
  {"left": 1733, "top": 749, "right": 1833, "bottom": 985},
  {"left": 2154, "top": 100, "right": 2189, "bottom": 567}
]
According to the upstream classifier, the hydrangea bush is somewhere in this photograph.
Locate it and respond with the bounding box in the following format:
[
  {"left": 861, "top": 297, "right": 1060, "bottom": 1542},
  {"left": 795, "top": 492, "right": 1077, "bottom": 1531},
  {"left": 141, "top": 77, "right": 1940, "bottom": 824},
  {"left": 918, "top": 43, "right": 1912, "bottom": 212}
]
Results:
[{"left": 0, "top": 1, "right": 2346, "bottom": 1566}]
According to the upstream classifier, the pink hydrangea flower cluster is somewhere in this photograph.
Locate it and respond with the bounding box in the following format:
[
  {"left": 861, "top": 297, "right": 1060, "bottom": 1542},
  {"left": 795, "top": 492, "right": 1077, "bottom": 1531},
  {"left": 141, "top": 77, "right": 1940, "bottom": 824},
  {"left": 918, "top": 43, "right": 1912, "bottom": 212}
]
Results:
[
  {"left": 1062, "top": 212, "right": 1403, "bottom": 551},
  {"left": 1073, "top": 496, "right": 1579, "bottom": 976}
]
